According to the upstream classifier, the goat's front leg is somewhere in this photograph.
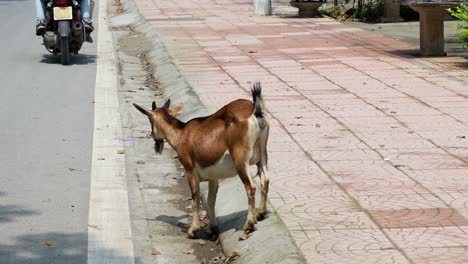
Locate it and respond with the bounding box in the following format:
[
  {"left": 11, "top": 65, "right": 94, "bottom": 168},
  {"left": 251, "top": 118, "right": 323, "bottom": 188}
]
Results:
[
  {"left": 207, "top": 179, "right": 219, "bottom": 237},
  {"left": 236, "top": 162, "right": 257, "bottom": 234},
  {"left": 186, "top": 171, "right": 201, "bottom": 238}
]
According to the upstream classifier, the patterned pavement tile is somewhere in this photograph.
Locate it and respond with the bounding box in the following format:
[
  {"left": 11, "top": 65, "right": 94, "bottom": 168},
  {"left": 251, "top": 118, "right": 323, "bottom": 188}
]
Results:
[
  {"left": 276, "top": 194, "right": 360, "bottom": 214},
  {"left": 369, "top": 208, "right": 468, "bottom": 228},
  {"left": 419, "top": 130, "right": 468, "bottom": 149},
  {"left": 341, "top": 180, "right": 429, "bottom": 196},
  {"left": 404, "top": 169, "right": 468, "bottom": 194},
  {"left": 309, "top": 149, "right": 382, "bottom": 161},
  {"left": 396, "top": 115, "right": 468, "bottom": 131},
  {"left": 405, "top": 247, "right": 468, "bottom": 264},
  {"left": 301, "top": 249, "right": 410, "bottom": 264},
  {"left": 354, "top": 194, "right": 446, "bottom": 210},
  {"left": 301, "top": 229, "right": 394, "bottom": 252},
  {"left": 278, "top": 211, "right": 379, "bottom": 230},
  {"left": 355, "top": 131, "right": 435, "bottom": 149},
  {"left": 436, "top": 192, "right": 468, "bottom": 209},
  {"left": 319, "top": 160, "right": 410, "bottom": 180},
  {"left": 378, "top": 148, "right": 467, "bottom": 170},
  {"left": 386, "top": 226, "right": 468, "bottom": 249},
  {"left": 291, "top": 132, "right": 368, "bottom": 151}
]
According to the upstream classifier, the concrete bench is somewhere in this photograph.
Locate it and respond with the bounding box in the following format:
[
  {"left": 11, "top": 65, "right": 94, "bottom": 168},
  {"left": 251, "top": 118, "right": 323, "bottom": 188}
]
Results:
[{"left": 393, "top": 0, "right": 465, "bottom": 56}]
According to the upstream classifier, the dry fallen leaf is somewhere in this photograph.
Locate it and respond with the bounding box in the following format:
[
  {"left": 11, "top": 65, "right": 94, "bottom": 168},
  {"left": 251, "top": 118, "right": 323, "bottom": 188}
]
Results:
[
  {"left": 43, "top": 240, "right": 53, "bottom": 247},
  {"left": 181, "top": 197, "right": 192, "bottom": 202},
  {"left": 214, "top": 237, "right": 220, "bottom": 245},
  {"left": 198, "top": 240, "right": 207, "bottom": 246},
  {"left": 151, "top": 248, "right": 161, "bottom": 255},
  {"left": 225, "top": 252, "right": 240, "bottom": 263},
  {"left": 239, "top": 232, "right": 250, "bottom": 241},
  {"left": 116, "top": 150, "right": 125, "bottom": 154},
  {"left": 183, "top": 248, "right": 195, "bottom": 255},
  {"left": 136, "top": 160, "right": 145, "bottom": 164},
  {"left": 185, "top": 204, "right": 192, "bottom": 210}
]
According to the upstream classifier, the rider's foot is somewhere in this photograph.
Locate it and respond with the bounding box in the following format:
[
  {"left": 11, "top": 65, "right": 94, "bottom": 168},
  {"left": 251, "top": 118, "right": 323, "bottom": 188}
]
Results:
[
  {"left": 85, "top": 32, "right": 94, "bottom": 43},
  {"left": 84, "top": 20, "right": 94, "bottom": 33},
  {"left": 36, "top": 20, "right": 46, "bottom": 36},
  {"left": 84, "top": 19, "right": 94, "bottom": 43}
]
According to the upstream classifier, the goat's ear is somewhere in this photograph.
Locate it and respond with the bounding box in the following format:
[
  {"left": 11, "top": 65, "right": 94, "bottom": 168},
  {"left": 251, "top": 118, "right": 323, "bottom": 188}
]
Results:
[
  {"left": 168, "top": 104, "right": 184, "bottom": 116},
  {"left": 133, "top": 103, "right": 152, "bottom": 117},
  {"left": 152, "top": 101, "right": 157, "bottom": 110},
  {"left": 163, "top": 99, "right": 171, "bottom": 109}
]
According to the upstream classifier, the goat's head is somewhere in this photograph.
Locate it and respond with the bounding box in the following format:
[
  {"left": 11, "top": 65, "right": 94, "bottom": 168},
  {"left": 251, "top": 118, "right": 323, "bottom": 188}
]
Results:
[{"left": 133, "top": 99, "right": 183, "bottom": 154}]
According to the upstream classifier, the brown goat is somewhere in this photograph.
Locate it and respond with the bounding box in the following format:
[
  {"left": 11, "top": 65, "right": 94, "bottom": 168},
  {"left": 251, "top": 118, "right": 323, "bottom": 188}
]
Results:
[{"left": 133, "top": 82, "right": 270, "bottom": 238}]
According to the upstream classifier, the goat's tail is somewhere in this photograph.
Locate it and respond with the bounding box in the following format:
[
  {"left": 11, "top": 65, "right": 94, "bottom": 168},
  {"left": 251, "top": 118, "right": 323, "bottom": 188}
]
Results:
[{"left": 251, "top": 81, "right": 265, "bottom": 118}]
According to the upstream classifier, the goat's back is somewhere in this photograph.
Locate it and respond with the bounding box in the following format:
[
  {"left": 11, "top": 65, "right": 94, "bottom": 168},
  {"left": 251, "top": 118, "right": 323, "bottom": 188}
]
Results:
[{"left": 177, "top": 99, "right": 255, "bottom": 169}]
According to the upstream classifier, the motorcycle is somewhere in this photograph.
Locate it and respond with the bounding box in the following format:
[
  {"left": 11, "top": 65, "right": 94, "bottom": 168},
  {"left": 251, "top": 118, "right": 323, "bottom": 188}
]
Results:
[{"left": 42, "top": 0, "right": 86, "bottom": 65}]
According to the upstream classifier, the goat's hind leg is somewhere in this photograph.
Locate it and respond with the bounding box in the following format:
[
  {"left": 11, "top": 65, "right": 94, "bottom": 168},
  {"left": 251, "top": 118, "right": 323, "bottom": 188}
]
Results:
[
  {"left": 256, "top": 159, "right": 269, "bottom": 221},
  {"left": 256, "top": 128, "right": 270, "bottom": 221},
  {"left": 187, "top": 171, "right": 202, "bottom": 238},
  {"left": 206, "top": 179, "right": 219, "bottom": 237},
  {"left": 235, "top": 160, "right": 257, "bottom": 234}
]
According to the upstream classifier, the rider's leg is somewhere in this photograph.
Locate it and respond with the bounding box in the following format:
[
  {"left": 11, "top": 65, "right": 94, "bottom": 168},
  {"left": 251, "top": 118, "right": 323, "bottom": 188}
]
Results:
[
  {"left": 35, "top": 0, "right": 46, "bottom": 35},
  {"left": 89, "top": 0, "right": 95, "bottom": 20},
  {"left": 81, "top": 0, "right": 94, "bottom": 43},
  {"left": 81, "top": 0, "right": 93, "bottom": 31}
]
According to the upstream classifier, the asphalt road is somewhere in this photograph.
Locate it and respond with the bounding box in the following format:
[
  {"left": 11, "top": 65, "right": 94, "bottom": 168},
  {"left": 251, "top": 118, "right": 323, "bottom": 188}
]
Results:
[{"left": 0, "top": 0, "right": 97, "bottom": 263}]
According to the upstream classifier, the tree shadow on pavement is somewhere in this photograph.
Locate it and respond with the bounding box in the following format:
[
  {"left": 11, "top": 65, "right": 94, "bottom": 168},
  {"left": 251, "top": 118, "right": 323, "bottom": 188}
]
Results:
[
  {"left": 384, "top": 49, "right": 426, "bottom": 58},
  {"left": 0, "top": 232, "right": 138, "bottom": 264},
  {"left": 0, "top": 204, "right": 39, "bottom": 223},
  {"left": 0, "top": 192, "right": 39, "bottom": 224},
  {"left": 40, "top": 54, "right": 97, "bottom": 65}
]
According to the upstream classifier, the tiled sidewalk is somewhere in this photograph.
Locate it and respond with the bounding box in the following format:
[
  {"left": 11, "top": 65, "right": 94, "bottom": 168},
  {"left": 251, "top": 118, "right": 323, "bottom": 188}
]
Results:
[{"left": 132, "top": 0, "right": 468, "bottom": 262}]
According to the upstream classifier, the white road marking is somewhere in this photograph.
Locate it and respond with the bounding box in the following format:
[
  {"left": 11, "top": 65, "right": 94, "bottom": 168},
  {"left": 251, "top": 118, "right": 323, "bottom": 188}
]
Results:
[{"left": 87, "top": 0, "right": 135, "bottom": 262}]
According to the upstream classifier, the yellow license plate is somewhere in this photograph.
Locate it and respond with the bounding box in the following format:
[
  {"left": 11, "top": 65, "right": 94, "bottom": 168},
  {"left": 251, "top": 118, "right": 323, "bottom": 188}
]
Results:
[{"left": 53, "top": 6, "right": 72, "bottom": 20}]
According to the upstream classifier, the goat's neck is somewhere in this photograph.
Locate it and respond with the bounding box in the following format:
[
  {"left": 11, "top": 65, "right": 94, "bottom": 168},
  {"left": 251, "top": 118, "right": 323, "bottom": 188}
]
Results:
[{"left": 155, "top": 113, "right": 184, "bottom": 149}]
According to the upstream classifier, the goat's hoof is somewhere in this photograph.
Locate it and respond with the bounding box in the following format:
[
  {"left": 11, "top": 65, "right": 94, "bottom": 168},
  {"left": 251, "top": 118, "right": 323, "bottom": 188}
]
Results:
[
  {"left": 187, "top": 226, "right": 200, "bottom": 239},
  {"left": 256, "top": 211, "right": 267, "bottom": 221},
  {"left": 243, "top": 222, "right": 255, "bottom": 234}
]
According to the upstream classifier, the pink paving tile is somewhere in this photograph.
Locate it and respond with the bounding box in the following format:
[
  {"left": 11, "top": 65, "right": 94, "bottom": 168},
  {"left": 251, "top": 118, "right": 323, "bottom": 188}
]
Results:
[
  {"left": 386, "top": 226, "right": 468, "bottom": 249},
  {"left": 377, "top": 148, "right": 467, "bottom": 170},
  {"left": 405, "top": 247, "right": 468, "bottom": 264},
  {"left": 355, "top": 131, "right": 435, "bottom": 149},
  {"left": 369, "top": 208, "right": 468, "bottom": 228},
  {"left": 278, "top": 211, "right": 378, "bottom": 231},
  {"left": 301, "top": 249, "right": 409, "bottom": 264},
  {"left": 309, "top": 149, "right": 382, "bottom": 161},
  {"left": 275, "top": 194, "right": 361, "bottom": 214},
  {"left": 301, "top": 229, "right": 394, "bottom": 252},
  {"left": 354, "top": 194, "right": 446, "bottom": 211},
  {"left": 341, "top": 180, "right": 429, "bottom": 196}
]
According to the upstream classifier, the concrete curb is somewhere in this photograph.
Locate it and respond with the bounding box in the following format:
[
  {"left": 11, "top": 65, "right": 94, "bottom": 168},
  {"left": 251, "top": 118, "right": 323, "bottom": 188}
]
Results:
[{"left": 112, "top": 1, "right": 306, "bottom": 263}]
